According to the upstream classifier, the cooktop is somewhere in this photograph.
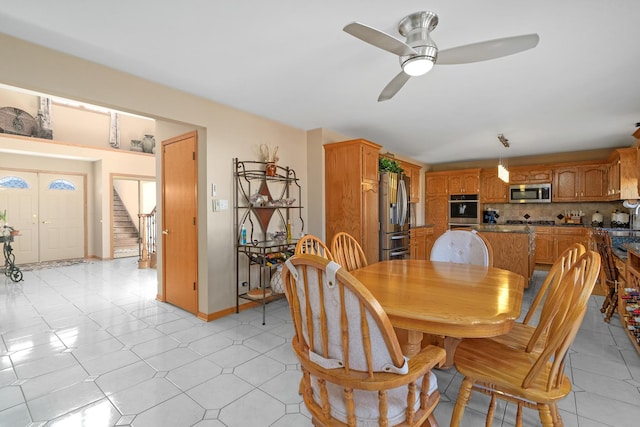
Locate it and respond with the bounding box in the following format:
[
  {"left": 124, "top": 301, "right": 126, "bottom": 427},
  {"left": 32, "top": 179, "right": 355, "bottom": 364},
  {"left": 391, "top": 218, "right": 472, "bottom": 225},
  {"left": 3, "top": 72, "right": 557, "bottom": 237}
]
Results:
[{"left": 505, "top": 220, "right": 557, "bottom": 225}]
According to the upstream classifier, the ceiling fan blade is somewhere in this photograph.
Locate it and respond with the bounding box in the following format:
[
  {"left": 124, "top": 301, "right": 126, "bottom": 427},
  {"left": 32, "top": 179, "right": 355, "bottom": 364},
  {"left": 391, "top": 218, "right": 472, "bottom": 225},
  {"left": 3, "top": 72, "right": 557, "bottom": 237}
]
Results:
[
  {"left": 344, "top": 22, "right": 417, "bottom": 57},
  {"left": 378, "top": 72, "right": 412, "bottom": 102},
  {"left": 437, "top": 33, "right": 539, "bottom": 65}
]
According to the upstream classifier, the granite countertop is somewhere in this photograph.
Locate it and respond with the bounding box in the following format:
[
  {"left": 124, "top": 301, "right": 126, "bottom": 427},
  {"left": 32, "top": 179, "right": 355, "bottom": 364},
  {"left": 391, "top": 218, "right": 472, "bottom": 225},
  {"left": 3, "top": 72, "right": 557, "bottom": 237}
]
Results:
[{"left": 471, "top": 224, "right": 534, "bottom": 234}]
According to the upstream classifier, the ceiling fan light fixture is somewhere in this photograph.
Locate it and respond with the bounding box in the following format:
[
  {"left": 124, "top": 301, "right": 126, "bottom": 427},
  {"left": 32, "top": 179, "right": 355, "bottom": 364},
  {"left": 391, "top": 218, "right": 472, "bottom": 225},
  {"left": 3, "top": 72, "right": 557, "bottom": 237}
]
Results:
[{"left": 402, "top": 57, "right": 434, "bottom": 76}]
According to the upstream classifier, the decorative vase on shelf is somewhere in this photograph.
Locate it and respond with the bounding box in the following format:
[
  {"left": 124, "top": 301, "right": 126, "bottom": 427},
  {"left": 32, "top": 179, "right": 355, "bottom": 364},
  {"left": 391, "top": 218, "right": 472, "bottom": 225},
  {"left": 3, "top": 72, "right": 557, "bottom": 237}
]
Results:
[
  {"left": 130, "top": 139, "right": 143, "bottom": 152},
  {"left": 141, "top": 134, "right": 156, "bottom": 153},
  {"left": 265, "top": 162, "right": 277, "bottom": 176}
]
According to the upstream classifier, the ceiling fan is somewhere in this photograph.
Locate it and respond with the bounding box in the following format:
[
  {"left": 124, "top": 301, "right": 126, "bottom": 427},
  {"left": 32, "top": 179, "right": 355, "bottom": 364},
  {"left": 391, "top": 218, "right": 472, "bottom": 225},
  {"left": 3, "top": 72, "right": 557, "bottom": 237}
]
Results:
[{"left": 344, "top": 11, "right": 539, "bottom": 102}]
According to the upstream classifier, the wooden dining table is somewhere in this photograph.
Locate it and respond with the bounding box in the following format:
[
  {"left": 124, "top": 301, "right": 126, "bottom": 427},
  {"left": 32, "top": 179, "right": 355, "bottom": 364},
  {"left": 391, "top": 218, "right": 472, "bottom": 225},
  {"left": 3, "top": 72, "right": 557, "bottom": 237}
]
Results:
[{"left": 351, "top": 259, "right": 525, "bottom": 368}]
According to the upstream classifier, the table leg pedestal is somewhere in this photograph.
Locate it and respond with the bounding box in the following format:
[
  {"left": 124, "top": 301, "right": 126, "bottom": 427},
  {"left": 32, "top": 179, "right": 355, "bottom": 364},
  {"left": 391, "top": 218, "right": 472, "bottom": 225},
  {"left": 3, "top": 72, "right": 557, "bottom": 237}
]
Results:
[{"left": 422, "top": 334, "right": 460, "bottom": 369}]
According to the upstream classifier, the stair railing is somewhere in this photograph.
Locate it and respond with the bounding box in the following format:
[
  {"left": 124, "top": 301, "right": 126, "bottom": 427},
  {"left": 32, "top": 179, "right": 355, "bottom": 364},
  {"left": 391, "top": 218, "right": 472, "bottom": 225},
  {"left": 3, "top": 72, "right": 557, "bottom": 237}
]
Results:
[{"left": 138, "top": 207, "right": 157, "bottom": 268}]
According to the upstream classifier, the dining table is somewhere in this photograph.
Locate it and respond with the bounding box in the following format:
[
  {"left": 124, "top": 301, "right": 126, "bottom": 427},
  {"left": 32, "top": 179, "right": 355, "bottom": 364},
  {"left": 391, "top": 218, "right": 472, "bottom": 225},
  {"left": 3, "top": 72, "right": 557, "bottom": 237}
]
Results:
[{"left": 350, "top": 259, "right": 525, "bottom": 368}]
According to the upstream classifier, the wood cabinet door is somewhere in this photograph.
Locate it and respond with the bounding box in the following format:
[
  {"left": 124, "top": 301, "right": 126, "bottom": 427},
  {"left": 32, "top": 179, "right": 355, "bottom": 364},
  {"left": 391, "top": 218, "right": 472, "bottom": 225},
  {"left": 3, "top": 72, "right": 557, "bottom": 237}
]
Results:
[
  {"left": 426, "top": 196, "right": 448, "bottom": 238},
  {"left": 619, "top": 148, "right": 638, "bottom": 200},
  {"left": 362, "top": 144, "right": 379, "bottom": 182},
  {"left": 425, "top": 173, "right": 448, "bottom": 196},
  {"left": 553, "top": 167, "right": 580, "bottom": 201},
  {"left": 509, "top": 168, "right": 530, "bottom": 184},
  {"left": 448, "top": 175, "right": 462, "bottom": 194},
  {"left": 581, "top": 164, "right": 608, "bottom": 200},
  {"left": 462, "top": 174, "right": 480, "bottom": 194},
  {"left": 362, "top": 178, "right": 379, "bottom": 263},
  {"left": 535, "top": 234, "right": 554, "bottom": 264},
  {"left": 480, "top": 171, "right": 508, "bottom": 203},
  {"left": 528, "top": 168, "right": 553, "bottom": 183}
]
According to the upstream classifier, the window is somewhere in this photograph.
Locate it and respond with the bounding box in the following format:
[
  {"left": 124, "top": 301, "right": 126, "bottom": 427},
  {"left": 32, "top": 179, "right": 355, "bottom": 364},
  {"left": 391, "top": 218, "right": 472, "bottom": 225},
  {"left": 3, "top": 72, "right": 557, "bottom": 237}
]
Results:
[
  {"left": 48, "top": 179, "right": 77, "bottom": 190},
  {"left": 0, "top": 176, "right": 29, "bottom": 189}
]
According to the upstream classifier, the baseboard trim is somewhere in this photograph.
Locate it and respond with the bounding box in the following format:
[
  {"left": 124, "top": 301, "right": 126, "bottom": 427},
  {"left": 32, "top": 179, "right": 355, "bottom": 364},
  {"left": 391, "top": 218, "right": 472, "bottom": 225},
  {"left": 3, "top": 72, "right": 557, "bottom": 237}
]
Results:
[{"left": 197, "top": 301, "right": 259, "bottom": 322}]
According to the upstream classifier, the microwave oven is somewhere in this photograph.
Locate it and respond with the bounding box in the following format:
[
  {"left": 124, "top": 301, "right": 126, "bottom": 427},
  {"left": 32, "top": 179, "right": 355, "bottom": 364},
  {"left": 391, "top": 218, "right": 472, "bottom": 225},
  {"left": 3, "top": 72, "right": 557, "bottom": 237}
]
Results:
[{"left": 509, "top": 183, "right": 552, "bottom": 203}]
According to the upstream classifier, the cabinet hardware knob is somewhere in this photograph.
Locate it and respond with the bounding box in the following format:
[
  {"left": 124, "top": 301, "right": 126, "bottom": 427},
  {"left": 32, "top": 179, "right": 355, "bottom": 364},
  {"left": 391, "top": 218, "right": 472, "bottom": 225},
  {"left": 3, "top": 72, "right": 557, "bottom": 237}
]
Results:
[{"left": 162, "top": 229, "right": 169, "bottom": 235}]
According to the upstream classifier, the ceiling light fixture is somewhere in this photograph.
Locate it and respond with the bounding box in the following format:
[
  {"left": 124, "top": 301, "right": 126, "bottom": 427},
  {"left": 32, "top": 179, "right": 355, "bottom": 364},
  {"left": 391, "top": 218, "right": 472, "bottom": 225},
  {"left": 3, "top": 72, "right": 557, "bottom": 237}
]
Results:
[
  {"left": 497, "top": 134, "right": 510, "bottom": 183},
  {"left": 402, "top": 56, "right": 435, "bottom": 76}
]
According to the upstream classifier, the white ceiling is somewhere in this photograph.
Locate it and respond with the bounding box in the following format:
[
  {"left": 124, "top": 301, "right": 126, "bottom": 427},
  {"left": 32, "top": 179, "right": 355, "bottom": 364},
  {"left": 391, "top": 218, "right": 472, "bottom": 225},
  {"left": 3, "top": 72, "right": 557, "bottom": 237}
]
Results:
[{"left": 1, "top": 1, "right": 639, "bottom": 165}]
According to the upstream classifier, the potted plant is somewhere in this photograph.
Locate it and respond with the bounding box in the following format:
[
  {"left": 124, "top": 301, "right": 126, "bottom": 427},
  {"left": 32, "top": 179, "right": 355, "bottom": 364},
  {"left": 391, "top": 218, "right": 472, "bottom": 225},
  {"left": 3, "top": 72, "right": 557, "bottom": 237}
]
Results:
[{"left": 379, "top": 157, "right": 404, "bottom": 174}]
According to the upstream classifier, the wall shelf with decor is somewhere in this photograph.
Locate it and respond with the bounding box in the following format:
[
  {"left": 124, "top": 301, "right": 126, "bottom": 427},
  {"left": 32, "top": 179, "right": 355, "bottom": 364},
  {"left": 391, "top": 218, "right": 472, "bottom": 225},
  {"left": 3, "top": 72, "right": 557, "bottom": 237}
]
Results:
[{"left": 233, "top": 158, "right": 303, "bottom": 324}]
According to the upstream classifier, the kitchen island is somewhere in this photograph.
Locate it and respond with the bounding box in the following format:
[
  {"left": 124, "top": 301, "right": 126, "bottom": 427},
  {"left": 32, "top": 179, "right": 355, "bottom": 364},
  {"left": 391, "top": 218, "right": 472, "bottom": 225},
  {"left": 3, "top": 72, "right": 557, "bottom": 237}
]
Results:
[{"left": 471, "top": 224, "right": 535, "bottom": 287}]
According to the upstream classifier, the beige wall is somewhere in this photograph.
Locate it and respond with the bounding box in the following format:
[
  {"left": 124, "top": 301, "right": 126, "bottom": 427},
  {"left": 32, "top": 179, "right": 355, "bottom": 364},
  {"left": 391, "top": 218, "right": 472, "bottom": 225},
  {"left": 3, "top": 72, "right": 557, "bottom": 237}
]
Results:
[{"left": 0, "top": 33, "right": 308, "bottom": 316}]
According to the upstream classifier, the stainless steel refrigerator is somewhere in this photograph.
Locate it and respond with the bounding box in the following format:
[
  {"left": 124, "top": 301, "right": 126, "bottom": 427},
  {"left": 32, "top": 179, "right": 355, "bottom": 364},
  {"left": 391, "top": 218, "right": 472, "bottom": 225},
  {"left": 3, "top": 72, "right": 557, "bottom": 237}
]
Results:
[{"left": 379, "top": 172, "right": 411, "bottom": 261}]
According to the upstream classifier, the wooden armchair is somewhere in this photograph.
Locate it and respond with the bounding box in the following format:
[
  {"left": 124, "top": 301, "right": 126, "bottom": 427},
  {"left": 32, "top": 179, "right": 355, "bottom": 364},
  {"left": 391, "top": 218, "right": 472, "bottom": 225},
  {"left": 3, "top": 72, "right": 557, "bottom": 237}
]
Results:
[
  {"left": 430, "top": 229, "right": 493, "bottom": 267},
  {"left": 451, "top": 251, "right": 601, "bottom": 427},
  {"left": 331, "top": 231, "right": 368, "bottom": 272},
  {"left": 592, "top": 229, "right": 624, "bottom": 322},
  {"left": 282, "top": 254, "right": 446, "bottom": 426},
  {"left": 295, "top": 234, "right": 334, "bottom": 260},
  {"left": 490, "top": 243, "right": 585, "bottom": 353}
]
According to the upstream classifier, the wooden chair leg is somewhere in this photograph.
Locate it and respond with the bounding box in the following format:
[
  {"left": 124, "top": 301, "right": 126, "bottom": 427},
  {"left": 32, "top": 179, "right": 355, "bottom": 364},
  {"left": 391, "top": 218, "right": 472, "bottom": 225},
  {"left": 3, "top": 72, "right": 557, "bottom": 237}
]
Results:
[
  {"left": 485, "top": 394, "right": 496, "bottom": 427},
  {"left": 451, "top": 377, "right": 474, "bottom": 426},
  {"left": 537, "top": 403, "right": 554, "bottom": 427},
  {"left": 423, "top": 413, "right": 439, "bottom": 427}
]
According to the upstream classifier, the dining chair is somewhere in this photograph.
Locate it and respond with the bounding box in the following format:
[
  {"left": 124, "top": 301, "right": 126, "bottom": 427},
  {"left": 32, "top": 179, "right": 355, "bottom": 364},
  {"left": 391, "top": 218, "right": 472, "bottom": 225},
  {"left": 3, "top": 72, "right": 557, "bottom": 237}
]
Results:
[
  {"left": 282, "top": 254, "right": 446, "bottom": 427},
  {"left": 330, "top": 231, "right": 368, "bottom": 272},
  {"left": 450, "top": 250, "right": 601, "bottom": 427},
  {"left": 429, "top": 229, "right": 493, "bottom": 267},
  {"left": 592, "top": 228, "right": 624, "bottom": 323},
  {"left": 490, "top": 243, "right": 585, "bottom": 353},
  {"left": 294, "top": 234, "right": 334, "bottom": 260}
]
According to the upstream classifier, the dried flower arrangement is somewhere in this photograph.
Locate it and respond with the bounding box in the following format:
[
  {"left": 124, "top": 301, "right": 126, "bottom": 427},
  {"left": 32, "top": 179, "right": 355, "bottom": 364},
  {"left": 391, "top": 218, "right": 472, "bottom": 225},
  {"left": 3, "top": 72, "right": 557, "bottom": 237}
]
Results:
[{"left": 259, "top": 143, "right": 279, "bottom": 163}]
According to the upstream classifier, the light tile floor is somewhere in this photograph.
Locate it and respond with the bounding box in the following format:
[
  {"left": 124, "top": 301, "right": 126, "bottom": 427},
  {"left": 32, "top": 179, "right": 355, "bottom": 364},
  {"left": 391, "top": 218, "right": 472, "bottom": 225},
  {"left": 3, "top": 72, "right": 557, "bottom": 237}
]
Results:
[{"left": 0, "top": 259, "right": 639, "bottom": 426}]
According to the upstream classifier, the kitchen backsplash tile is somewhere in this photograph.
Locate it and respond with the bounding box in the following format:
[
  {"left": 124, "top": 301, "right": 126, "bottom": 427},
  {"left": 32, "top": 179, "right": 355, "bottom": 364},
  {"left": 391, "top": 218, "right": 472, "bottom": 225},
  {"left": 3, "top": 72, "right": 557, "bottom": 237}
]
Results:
[{"left": 483, "top": 201, "right": 628, "bottom": 226}]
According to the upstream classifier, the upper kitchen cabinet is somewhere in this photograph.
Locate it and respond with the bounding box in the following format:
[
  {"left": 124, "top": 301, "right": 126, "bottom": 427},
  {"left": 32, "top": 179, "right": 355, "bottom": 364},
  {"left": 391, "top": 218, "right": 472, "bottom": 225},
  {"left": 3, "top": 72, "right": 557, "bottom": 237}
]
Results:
[
  {"left": 325, "top": 139, "right": 381, "bottom": 263},
  {"left": 508, "top": 166, "right": 552, "bottom": 184},
  {"left": 553, "top": 162, "right": 608, "bottom": 202},
  {"left": 480, "top": 169, "right": 508, "bottom": 203},
  {"left": 615, "top": 147, "right": 639, "bottom": 201},
  {"left": 607, "top": 150, "right": 621, "bottom": 200},
  {"left": 425, "top": 171, "right": 449, "bottom": 196},
  {"left": 398, "top": 159, "right": 422, "bottom": 203},
  {"left": 448, "top": 169, "right": 481, "bottom": 195}
]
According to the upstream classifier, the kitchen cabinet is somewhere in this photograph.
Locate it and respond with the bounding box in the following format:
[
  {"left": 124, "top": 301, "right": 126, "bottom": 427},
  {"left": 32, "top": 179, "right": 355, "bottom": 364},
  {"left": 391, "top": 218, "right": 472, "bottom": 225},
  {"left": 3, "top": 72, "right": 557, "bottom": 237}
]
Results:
[
  {"left": 480, "top": 169, "right": 508, "bottom": 203},
  {"left": 425, "top": 171, "right": 449, "bottom": 196},
  {"left": 448, "top": 169, "right": 480, "bottom": 194},
  {"left": 398, "top": 160, "right": 422, "bottom": 203},
  {"left": 617, "top": 147, "right": 638, "bottom": 201},
  {"left": 477, "top": 229, "right": 535, "bottom": 287},
  {"left": 425, "top": 196, "right": 448, "bottom": 240},
  {"left": 553, "top": 163, "right": 608, "bottom": 202},
  {"left": 607, "top": 151, "right": 621, "bottom": 200},
  {"left": 508, "top": 166, "right": 552, "bottom": 184},
  {"left": 410, "top": 226, "right": 433, "bottom": 260},
  {"left": 325, "top": 139, "right": 381, "bottom": 263},
  {"left": 534, "top": 226, "right": 590, "bottom": 265}
]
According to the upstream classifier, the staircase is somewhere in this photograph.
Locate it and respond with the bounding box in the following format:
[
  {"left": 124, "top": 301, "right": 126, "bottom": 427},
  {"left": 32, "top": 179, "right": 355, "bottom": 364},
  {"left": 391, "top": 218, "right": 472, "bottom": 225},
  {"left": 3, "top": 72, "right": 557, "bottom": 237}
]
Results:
[{"left": 113, "top": 190, "right": 139, "bottom": 258}]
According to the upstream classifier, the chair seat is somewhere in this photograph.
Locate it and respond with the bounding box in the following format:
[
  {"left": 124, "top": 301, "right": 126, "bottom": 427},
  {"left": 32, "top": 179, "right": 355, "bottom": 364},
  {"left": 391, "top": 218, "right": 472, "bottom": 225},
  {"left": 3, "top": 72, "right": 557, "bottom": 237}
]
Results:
[
  {"left": 488, "top": 323, "right": 544, "bottom": 353},
  {"left": 454, "top": 337, "right": 572, "bottom": 403},
  {"left": 314, "top": 371, "right": 439, "bottom": 427}
]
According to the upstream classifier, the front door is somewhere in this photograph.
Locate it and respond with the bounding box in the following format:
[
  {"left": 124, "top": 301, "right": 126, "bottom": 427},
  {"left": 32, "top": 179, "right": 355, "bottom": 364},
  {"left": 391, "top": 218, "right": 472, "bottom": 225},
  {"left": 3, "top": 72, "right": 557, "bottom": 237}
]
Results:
[
  {"left": 162, "top": 131, "right": 198, "bottom": 314},
  {"left": 0, "top": 170, "right": 85, "bottom": 263},
  {"left": 39, "top": 173, "right": 85, "bottom": 261}
]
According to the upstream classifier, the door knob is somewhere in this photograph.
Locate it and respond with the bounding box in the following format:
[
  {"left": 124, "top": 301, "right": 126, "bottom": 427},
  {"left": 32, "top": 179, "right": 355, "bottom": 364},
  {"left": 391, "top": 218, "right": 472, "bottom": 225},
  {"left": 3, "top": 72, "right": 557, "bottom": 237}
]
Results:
[
  {"left": 162, "top": 229, "right": 169, "bottom": 235},
  {"left": 41, "top": 220, "right": 51, "bottom": 224}
]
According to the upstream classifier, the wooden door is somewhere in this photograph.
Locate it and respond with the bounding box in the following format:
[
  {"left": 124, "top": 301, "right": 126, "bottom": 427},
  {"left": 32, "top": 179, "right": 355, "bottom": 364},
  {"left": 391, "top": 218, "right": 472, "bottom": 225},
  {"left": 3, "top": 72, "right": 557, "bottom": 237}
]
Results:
[
  {"left": 361, "top": 144, "right": 380, "bottom": 263},
  {"left": 480, "top": 171, "right": 508, "bottom": 203},
  {"left": 581, "top": 164, "right": 607, "bottom": 200},
  {"left": 425, "top": 173, "right": 448, "bottom": 196},
  {"left": 38, "top": 173, "right": 85, "bottom": 261},
  {"left": 0, "top": 170, "right": 39, "bottom": 263},
  {"left": 553, "top": 167, "right": 580, "bottom": 201},
  {"left": 461, "top": 174, "right": 480, "bottom": 194},
  {"left": 162, "top": 131, "right": 198, "bottom": 314}
]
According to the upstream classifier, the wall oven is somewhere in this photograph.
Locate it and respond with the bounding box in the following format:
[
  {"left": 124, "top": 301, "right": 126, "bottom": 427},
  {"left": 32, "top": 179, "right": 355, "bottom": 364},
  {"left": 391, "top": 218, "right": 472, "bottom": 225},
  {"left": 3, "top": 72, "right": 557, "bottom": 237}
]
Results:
[{"left": 449, "top": 194, "right": 480, "bottom": 227}]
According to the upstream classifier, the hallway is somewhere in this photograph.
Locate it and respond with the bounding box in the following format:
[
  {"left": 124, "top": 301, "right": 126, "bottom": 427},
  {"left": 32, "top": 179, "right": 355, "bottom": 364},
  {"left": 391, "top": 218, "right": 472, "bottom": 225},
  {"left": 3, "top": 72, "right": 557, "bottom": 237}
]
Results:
[{"left": 0, "top": 260, "right": 639, "bottom": 426}]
